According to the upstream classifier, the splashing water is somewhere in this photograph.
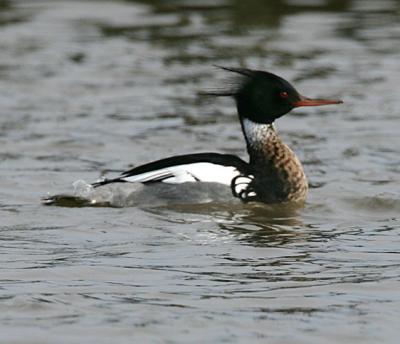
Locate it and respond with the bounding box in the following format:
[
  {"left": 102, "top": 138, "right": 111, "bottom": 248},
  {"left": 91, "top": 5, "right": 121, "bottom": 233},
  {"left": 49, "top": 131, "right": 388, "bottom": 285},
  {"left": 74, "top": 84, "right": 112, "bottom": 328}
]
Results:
[
  {"left": 43, "top": 179, "right": 143, "bottom": 207},
  {"left": 44, "top": 179, "right": 242, "bottom": 208},
  {"left": 72, "top": 179, "right": 95, "bottom": 198}
]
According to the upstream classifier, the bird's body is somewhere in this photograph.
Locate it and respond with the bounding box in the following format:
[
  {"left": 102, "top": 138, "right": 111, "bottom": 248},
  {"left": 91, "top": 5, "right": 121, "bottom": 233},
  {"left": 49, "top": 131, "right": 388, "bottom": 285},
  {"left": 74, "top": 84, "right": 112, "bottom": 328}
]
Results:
[{"left": 52, "top": 67, "right": 342, "bottom": 206}]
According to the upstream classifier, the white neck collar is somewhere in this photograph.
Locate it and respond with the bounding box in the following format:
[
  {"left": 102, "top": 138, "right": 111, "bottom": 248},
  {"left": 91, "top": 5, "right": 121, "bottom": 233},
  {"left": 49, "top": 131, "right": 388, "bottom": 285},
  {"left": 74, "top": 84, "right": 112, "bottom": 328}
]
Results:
[{"left": 241, "top": 118, "right": 275, "bottom": 147}]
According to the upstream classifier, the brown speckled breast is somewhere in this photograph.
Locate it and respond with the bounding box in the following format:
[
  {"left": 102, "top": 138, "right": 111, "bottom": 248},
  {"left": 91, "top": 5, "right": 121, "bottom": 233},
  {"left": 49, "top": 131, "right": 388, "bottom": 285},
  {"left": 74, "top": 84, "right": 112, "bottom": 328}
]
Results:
[{"left": 241, "top": 119, "right": 308, "bottom": 203}]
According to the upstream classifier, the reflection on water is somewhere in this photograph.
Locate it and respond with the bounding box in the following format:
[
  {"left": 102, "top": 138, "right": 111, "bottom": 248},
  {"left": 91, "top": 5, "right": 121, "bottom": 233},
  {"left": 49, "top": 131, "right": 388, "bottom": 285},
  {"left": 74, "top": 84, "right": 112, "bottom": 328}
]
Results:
[
  {"left": 146, "top": 200, "right": 306, "bottom": 245},
  {"left": 1, "top": 0, "right": 400, "bottom": 343}
]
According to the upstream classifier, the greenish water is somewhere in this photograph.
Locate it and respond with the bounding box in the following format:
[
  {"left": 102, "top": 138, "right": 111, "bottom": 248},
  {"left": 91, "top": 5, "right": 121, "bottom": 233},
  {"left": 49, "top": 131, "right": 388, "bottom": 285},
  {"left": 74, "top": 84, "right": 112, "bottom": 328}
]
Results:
[{"left": 1, "top": 0, "right": 400, "bottom": 343}]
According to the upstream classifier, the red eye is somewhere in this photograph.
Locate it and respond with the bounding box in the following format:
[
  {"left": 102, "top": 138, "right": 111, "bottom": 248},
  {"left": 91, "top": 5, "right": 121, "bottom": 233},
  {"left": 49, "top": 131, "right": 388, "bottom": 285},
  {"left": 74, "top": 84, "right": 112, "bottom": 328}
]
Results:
[{"left": 280, "top": 91, "right": 289, "bottom": 98}]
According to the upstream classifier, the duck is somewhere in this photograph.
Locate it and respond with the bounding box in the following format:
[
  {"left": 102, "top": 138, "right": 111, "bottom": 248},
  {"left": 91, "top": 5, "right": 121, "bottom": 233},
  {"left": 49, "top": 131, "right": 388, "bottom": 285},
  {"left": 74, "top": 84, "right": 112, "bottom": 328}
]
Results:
[{"left": 91, "top": 67, "right": 342, "bottom": 204}]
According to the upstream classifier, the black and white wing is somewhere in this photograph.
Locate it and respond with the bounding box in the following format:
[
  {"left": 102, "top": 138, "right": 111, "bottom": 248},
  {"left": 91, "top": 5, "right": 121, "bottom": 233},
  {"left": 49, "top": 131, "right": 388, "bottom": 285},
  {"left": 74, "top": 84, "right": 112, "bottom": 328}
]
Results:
[{"left": 93, "top": 153, "right": 249, "bottom": 187}]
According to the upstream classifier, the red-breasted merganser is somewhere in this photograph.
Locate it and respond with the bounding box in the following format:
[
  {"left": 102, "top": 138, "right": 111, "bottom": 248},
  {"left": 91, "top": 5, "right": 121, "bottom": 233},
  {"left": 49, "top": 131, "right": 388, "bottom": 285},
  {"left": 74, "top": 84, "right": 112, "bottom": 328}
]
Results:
[{"left": 93, "top": 67, "right": 342, "bottom": 204}]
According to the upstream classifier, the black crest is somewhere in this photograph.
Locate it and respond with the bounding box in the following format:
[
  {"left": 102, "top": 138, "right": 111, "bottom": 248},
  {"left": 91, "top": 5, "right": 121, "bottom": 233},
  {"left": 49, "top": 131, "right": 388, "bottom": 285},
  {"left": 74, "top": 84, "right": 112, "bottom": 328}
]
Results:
[{"left": 203, "top": 66, "right": 302, "bottom": 124}]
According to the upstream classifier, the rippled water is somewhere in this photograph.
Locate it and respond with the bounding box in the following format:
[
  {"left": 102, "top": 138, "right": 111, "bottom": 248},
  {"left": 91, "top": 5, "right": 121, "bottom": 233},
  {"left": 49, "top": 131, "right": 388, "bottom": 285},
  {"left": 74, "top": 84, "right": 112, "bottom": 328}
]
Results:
[{"left": 1, "top": 0, "right": 400, "bottom": 342}]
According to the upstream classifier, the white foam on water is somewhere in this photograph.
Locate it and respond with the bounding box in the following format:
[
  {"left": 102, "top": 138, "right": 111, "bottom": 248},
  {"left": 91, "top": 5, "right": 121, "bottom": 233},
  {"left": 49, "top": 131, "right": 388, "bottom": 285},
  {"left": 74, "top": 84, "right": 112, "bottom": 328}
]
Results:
[
  {"left": 72, "top": 180, "right": 95, "bottom": 198},
  {"left": 44, "top": 178, "right": 241, "bottom": 208},
  {"left": 71, "top": 179, "right": 145, "bottom": 207}
]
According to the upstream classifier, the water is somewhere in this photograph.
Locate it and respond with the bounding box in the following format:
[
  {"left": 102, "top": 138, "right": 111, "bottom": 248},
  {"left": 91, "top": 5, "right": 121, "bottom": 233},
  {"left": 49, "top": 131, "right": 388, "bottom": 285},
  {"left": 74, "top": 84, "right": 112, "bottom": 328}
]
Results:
[{"left": 1, "top": 0, "right": 400, "bottom": 342}]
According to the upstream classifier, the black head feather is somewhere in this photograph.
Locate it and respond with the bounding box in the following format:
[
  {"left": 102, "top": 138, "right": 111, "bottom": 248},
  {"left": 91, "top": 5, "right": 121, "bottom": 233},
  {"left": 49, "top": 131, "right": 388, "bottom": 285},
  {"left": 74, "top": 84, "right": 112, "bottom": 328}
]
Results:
[{"left": 204, "top": 66, "right": 302, "bottom": 124}]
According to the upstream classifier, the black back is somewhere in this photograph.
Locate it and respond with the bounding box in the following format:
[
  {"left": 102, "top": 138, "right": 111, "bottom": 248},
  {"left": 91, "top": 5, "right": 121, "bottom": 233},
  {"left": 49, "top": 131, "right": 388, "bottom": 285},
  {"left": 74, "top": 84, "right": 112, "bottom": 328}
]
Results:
[
  {"left": 92, "top": 153, "right": 250, "bottom": 187},
  {"left": 120, "top": 153, "right": 249, "bottom": 177}
]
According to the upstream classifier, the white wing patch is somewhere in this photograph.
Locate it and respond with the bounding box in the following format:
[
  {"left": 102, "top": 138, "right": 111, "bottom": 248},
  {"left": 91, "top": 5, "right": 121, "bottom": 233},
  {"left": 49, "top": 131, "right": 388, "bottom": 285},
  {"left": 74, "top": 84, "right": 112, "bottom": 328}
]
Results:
[{"left": 122, "top": 162, "right": 240, "bottom": 185}]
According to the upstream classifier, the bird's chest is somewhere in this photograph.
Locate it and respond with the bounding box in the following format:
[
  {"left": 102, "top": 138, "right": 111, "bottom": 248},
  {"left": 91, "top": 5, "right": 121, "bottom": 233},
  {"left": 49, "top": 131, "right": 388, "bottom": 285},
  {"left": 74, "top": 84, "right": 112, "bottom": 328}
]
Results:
[
  {"left": 252, "top": 155, "right": 308, "bottom": 203},
  {"left": 232, "top": 143, "right": 308, "bottom": 203},
  {"left": 236, "top": 119, "right": 308, "bottom": 203}
]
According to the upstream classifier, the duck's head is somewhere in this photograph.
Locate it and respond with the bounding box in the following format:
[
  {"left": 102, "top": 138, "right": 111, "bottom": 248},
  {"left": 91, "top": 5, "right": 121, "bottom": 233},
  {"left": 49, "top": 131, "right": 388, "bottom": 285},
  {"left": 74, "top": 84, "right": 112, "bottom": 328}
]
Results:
[{"left": 210, "top": 67, "right": 343, "bottom": 124}]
